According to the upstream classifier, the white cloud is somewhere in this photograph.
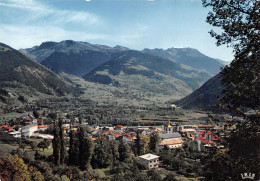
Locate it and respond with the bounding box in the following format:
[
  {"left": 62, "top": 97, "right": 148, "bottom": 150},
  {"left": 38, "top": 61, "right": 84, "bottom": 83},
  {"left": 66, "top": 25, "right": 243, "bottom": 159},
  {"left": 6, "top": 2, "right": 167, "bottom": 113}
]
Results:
[
  {"left": 85, "top": 0, "right": 91, "bottom": 2},
  {"left": 0, "top": 0, "right": 99, "bottom": 24},
  {"left": 0, "top": 23, "right": 108, "bottom": 49},
  {"left": 0, "top": 0, "right": 152, "bottom": 50}
]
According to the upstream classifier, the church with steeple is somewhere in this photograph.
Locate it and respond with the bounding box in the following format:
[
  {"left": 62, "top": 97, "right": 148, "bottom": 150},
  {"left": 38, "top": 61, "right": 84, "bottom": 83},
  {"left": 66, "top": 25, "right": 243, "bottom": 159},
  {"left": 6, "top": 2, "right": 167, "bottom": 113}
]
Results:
[{"left": 162, "top": 120, "right": 178, "bottom": 134}]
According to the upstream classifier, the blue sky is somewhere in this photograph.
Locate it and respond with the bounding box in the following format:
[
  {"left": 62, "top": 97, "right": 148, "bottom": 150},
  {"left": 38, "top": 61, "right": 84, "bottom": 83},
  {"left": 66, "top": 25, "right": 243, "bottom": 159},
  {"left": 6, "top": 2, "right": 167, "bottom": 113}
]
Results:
[{"left": 0, "top": 0, "right": 233, "bottom": 61}]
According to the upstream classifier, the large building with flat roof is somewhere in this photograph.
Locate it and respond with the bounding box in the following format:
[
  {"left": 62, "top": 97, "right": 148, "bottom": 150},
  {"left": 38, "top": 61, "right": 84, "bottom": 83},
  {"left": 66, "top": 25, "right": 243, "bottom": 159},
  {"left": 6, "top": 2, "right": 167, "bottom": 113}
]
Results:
[
  {"left": 21, "top": 124, "right": 38, "bottom": 137},
  {"left": 139, "top": 153, "right": 159, "bottom": 170}
]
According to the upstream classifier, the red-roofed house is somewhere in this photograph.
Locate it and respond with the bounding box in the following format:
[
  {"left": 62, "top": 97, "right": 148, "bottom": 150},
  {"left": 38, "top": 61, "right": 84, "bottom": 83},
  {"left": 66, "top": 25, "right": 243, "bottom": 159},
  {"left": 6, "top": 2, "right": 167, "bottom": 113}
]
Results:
[
  {"left": 114, "top": 133, "right": 121, "bottom": 138},
  {"left": 198, "top": 125, "right": 214, "bottom": 131},
  {"left": 205, "top": 131, "right": 214, "bottom": 140},
  {"left": 158, "top": 138, "right": 184, "bottom": 149},
  {"left": 38, "top": 125, "right": 49, "bottom": 131},
  {"left": 115, "top": 125, "right": 124, "bottom": 131},
  {"left": 0, "top": 125, "right": 8, "bottom": 129},
  {"left": 212, "top": 136, "right": 221, "bottom": 143},
  {"left": 3, "top": 126, "right": 14, "bottom": 132},
  {"left": 196, "top": 136, "right": 206, "bottom": 140},
  {"left": 198, "top": 131, "right": 205, "bottom": 136}
]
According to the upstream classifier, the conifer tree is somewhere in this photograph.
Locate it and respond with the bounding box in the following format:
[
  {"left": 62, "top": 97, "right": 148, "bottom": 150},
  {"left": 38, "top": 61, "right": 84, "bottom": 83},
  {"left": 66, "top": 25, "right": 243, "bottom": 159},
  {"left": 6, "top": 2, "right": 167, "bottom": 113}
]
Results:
[
  {"left": 78, "top": 126, "right": 94, "bottom": 170},
  {"left": 68, "top": 130, "right": 79, "bottom": 166},
  {"left": 149, "top": 132, "right": 160, "bottom": 153},
  {"left": 118, "top": 141, "right": 132, "bottom": 163},
  {"left": 52, "top": 118, "right": 66, "bottom": 165},
  {"left": 135, "top": 133, "right": 141, "bottom": 156},
  {"left": 91, "top": 138, "right": 112, "bottom": 168},
  {"left": 58, "top": 118, "right": 66, "bottom": 165},
  {"left": 52, "top": 121, "right": 60, "bottom": 165},
  {"left": 110, "top": 140, "right": 119, "bottom": 163}
]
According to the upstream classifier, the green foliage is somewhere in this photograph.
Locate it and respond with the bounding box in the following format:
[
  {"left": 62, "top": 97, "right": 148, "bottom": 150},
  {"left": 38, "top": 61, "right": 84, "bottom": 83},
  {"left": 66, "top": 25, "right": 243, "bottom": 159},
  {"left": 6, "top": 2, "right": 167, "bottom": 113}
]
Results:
[
  {"left": 81, "top": 136, "right": 94, "bottom": 170},
  {"left": 68, "top": 126, "right": 95, "bottom": 170},
  {"left": 147, "top": 170, "right": 163, "bottom": 181},
  {"left": 28, "top": 166, "right": 44, "bottom": 181},
  {"left": 52, "top": 118, "right": 66, "bottom": 165},
  {"left": 159, "top": 146, "right": 203, "bottom": 177},
  {"left": 33, "top": 111, "right": 40, "bottom": 119},
  {"left": 48, "top": 112, "right": 57, "bottom": 120},
  {"left": 68, "top": 131, "right": 79, "bottom": 166},
  {"left": 110, "top": 159, "right": 143, "bottom": 181},
  {"left": 52, "top": 122, "right": 60, "bottom": 165},
  {"left": 19, "top": 142, "right": 27, "bottom": 151},
  {"left": 78, "top": 126, "right": 94, "bottom": 170},
  {"left": 163, "top": 172, "right": 177, "bottom": 181},
  {"left": 30, "top": 141, "right": 38, "bottom": 151},
  {"left": 58, "top": 119, "right": 66, "bottom": 165},
  {"left": 202, "top": 0, "right": 259, "bottom": 57},
  {"left": 202, "top": 150, "right": 232, "bottom": 181},
  {"left": 0, "top": 154, "right": 31, "bottom": 181},
  {"left": 202, "top": 0, "right": 260, "bottom": 180},
  {"left": 118, "top": 141, "right": 133, "bottom": 163},
  {"left": 92, "top": 138, "right": 113, "bottom": 168},
  {"left": 135, "top": 133, "right": 141, "bottom": 156},
  {"left": 149, "top": 132, "right": 160, "bottom": 153},
  {"left": 38, "top": 139, "right": 50, "bottom": 151},
  {"left": 110, "top": 140, "right": 120, "bottom": 162}
]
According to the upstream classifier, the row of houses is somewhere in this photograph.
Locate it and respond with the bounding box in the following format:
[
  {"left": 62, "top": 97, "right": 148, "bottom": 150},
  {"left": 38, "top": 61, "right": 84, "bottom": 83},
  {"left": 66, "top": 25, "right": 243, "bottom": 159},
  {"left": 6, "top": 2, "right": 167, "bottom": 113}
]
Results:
[{"left": 0, "top": 124, "right": 51, "bottom": 138}]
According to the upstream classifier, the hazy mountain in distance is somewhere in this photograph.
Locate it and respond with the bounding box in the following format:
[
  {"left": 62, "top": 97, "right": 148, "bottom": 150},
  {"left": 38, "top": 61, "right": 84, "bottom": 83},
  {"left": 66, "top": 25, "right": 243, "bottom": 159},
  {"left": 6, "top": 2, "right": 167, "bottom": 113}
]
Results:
[
  {"left": 21, "top": 40, "right": 128, "bottom": 76},
  {"left": 83, "top": 50, "right": 211, "bottom": 97},
  {"left": 143, "top": 47, "right": 225, "bottom": 75},
  {"left": 0, "top": 43, "right": 75, "bottom": 104},
  {"left": 21, "top": 40, "right": 128, "bottom": 62},
  {"left": 41, "top": 51, "right": 111, "bottom": 76},
  {"left": 173, "top": 74, "right": 223, "bottom": 110}
]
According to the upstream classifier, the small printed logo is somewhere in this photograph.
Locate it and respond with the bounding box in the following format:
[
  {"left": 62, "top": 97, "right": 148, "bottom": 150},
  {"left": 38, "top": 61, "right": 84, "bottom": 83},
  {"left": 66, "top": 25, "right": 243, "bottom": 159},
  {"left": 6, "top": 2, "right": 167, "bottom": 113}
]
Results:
[{"left": 241, "top": 173, "right": 255, "bottom": 180}]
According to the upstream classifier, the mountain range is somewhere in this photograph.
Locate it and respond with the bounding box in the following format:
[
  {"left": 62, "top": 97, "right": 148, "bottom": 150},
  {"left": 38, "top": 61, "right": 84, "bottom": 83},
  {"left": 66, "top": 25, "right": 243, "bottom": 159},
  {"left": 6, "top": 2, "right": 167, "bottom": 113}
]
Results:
[
  {"left": 0, "top": 40, "right": 227, "bottom": 109},
  {"left": 143, "top": 47, "right": 224, "bottom": 75},
  {"left": 21, "top": 40, "right": 127, "bottom": 76},
  {"left": 83, "top": 50, "right": 211, "bottom": 96},
  {"left": 21, "top": 40, "right": 225, "bottom": 78}
]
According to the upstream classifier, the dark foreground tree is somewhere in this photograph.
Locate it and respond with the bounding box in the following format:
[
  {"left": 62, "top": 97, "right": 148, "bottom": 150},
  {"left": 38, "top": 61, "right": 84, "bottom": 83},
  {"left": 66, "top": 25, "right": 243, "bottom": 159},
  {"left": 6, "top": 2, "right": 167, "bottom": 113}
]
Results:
[
  {"left": 118, "top": 141, "right": 133, "bottom": 163},
  {"left": 78, "top": 126, "right": 94, "bottom": 170},
  {"left": 202, "top": 0, "right": 259, "bottom": 58},
  {"left": 52, "top": 118, "right": 66, "bottom": 165},
  {"left": 202, "top": 0, "right": 260, "bottom": 180},
  {"left": 135, "top": 133, "right": 141, "bottom": 156},
  {"left": 149, "top": 131, "right": 160, "bottom": 154},
  {"left": 33, "top": 110, "right": 40, "bottom": 119},
  {"left": 91, "top": 138, "right": 112, "bottom": 168},
  {"left": 68, "top": 131, "right": 79, "bottom": 166}
]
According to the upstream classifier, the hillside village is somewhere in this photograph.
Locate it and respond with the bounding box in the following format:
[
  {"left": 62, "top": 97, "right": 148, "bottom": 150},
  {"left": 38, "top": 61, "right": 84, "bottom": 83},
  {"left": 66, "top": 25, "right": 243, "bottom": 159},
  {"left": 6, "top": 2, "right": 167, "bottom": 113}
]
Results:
[
  {"left": 0, "top": 107, "right": 234, "bottom": 180},
  {"left": 1, "top": 113, "right": 224, "bottom": 149}
]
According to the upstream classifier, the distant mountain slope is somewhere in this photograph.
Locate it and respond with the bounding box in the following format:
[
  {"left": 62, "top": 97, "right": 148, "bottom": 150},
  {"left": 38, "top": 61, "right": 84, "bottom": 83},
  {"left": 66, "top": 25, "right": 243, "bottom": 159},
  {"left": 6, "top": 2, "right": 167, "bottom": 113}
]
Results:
[
  {"left": 0, "top": 43, "right": 75, "bottom": 99},
  {"left": 173, "top": 74, "right": 223, "bottom": 110},
  {"left": 143, "top": 48, "right": 225, "bottom": 75},
  {"left": 83, "top": 50, "right": 211, "bottom": 97},
  {"left": 41, "top": 51, "right": 111, "bottom": 76},
  {"left": 21, "top": 40, "right": 127, "bottom": 76}
]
